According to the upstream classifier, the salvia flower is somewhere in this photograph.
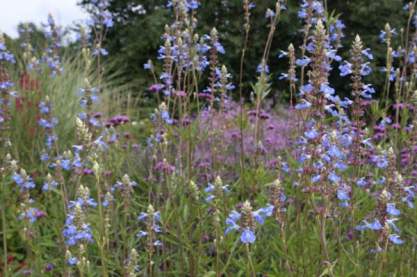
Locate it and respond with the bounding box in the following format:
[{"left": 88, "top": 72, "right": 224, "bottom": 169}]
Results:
[
  {"left": 339, "top": 61, "right": 352, "bottom": 77},
  {"left": 12, "top": 169, "right": 35, "bottom": 191},
  {"left": 63, "top": 185, "right": 95, "bottom": 247},
  {"left": 42, "top": 173, "right": 58, "bottom": 192},
  {"left": 19, "top": 207, "right": 46, "bottom": 224},
  {"left": 388, "top": 234, "right": 404, "bottom": 245},
  {"left": 137, "top": 205, "right": 163, "bottom": 252},
  {"left": 0, "top": 38, "right": 16, "bottom": 63},
  {"left": 225, "top": 201, "right": 272, "bottom": 244},
  {"left": 379, "top": 26, "right": 397, "bottom": 43},
  {"left": 125, "top": 248, "right": 140, "bottom": 276},
  {"left": 204, "top": 176, "right": 229, "bottom": 203},
  {"left": 41, "top": 14, "right": 63, "bottom": 76}
]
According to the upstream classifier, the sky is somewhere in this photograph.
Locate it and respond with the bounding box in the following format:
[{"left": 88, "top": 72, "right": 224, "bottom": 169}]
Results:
[{"left": 0, "top": 0, "right": 88, "bottom": 38}]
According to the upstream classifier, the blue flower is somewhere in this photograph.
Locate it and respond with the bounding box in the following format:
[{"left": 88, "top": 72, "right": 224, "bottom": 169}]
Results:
[
  {"left": 144, "top": 61, "right": 153, "bottom": 70},
  {"left": 311, "top": 175, "right": 321, "bottom": 183},
  {"left": 161, "top": 110, "right": 173, "bottom": 125},
  {"left": 137, "top": 207, "right": 162, "bottom": 246},
  {"left": 320, "top": 83, "right": 335, "bottom": 96},
  {"left": 327, "top": 50, "right": 342, "bottom": 61},
  {"left": 92, "top": 47, "right": 109, "bottom": 57},
  {"left": 0, "top": 42, "right": 15, "bottom": 63},
  {"left": 362, "top": 84, "right": 375, "bottom": 99},
  {"left": 375, "top": 156, "right": 388, "bottom": 169},
  {"left": 137, "top": 210, "right": 161, "bottom": 223},
  {"left": 167, "top": 0, "right": 200, "bottom": 11},
  {"left": 328, "top": 172, "right": 341, "bottom": 183},
  {"left": 204, "top": 182, "right": 229, "bottom": 202},
  {"left": 386, "top": 218, "right": 400, "bottom": 233},
  {"left": 367, "top": 219, "right": 383, "bottom": 230},
  {"left": 137, "top": 231, "right": 148, "bottom": 238},
  {"left": 253, "top": 205, "right": 273, "bottom": 225},
  {"left": 102, "top": 11, "right": 114, "bottom": 28},
  {"left": 295, "top": 100, "right": 312, "bottom": 110},
  {"left": 296, "top": 57, "right": 311, "bottom": 67},
  {"left": 337, "top": 188, "right": 350, "bottom": 201},
  {"left": 42, "top": 179, "right": 58, "bottom": 192},
  {"left": 61, "top": 159, "right": 72, "bottom": 171},
  {"left": 69, "top": 197, "right": 97, "bottom": 209},
  {"left": 225, "top": 203, "right": 272, "bottom": 244},
  {"left": 360, "top": 63, "right": 372, "bottom": 76},
  {"left": 257, "top": 63, "right": 270, "bottom": 74},
  {"left": 379, "top": 29, "right": 397, "bottom": 42},
  {"left": 386, "top": 203, "right": 400, "bottom": 216},
  {"left": 0, "top": 81, "right": 14, "bottom": 89},
  {"left": 356, "top": 178, "right": 367, "bottom": 187},
  {"left": 304, "top": 128, "right": 318, "bottom": 140},
  {"left": 362, "top": 48, "right": 373, "bottom": 60},
  {"left": 389, "top": 234, "right": 404, "bottom": 245},
  {"left": 38, "top": 118, "right": 58, "bottom": 129},
  {"left": 278, "top": 50, "right": 288, "bottom": 58},
  {"left": 12, "top": 172, "right": 36, "bottom": 191},
  {"left": 380, "top": 67, "right": 396, "bottom": 81},
  {"left": 328, "top": 145, "right": 343, "bottom": 159},
  {"left": 225, "top": 210, "right": 241, "bottom": 234},
  {"left": 355, "top": 219, "right": 383, "bottom": 231},
  {"left": 19, "top": 207, "right": 44, "bottom": 223},
  {"left": 63, "top": 210, "right": 94, "bottom": 247},
  {"left": 339, "top": 62, "right": 352, "bottom": 76},
  {"left": 265, "top": 9, "right": 275, "bottom": 19},
  {"left": 298, "top": 9, "right": 307, "bottom": 19},
  {"left": 240, "top": 228, "right": 256, "bottom": 244},
  {"left": 40, "top": 152, "right": 50, "bottom": 162},
  {"left": 214, "top": 42, "right": 225, "bottom": 54},
  {"left": 402, "top": 187, "right": 416, "bottom": 208},
  {"left": 39, "top": 102, "right": 50, "bottom": 114},
  {"left": 67, "top": 257, "right": 79, "bottom": 266}
]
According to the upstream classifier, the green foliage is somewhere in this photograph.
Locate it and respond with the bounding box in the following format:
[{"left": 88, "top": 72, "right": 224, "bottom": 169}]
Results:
[{"left": 79, "top": 0, "right": 405, "bottom": 102}]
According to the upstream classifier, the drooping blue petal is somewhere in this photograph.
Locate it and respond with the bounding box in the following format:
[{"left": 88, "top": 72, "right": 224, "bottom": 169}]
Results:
[{"left": 240, "top": 228, "right": 256, "bottom": 244}]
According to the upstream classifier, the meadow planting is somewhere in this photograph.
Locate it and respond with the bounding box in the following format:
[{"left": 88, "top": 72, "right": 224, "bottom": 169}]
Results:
[{"left": 2, "top": 0, "right": 417, "bottom": 276}]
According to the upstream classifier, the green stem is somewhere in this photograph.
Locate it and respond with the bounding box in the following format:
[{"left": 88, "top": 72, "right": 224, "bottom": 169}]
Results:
[
  {"left": 377, "top": 238, "right": 389, "bottom": 277},
  {"left": 1, "top": 181, "right": 8, "bottom": 277},
  {"left": 95, "top": 175, "right": 108, "bottom": 277},
  {"left": 320, "top": 210, "right": 330, "bottom": 263},
  {"left": 246, "top": 244, "right": 255, "bottom": 277}
]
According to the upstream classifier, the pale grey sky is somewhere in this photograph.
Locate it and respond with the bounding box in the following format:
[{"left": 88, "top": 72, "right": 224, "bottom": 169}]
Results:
[{"left": 0, "top": 0, "right": 88, "bottom": 37}]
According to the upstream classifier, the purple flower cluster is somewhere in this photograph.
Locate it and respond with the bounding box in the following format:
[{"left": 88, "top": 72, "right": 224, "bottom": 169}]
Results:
[{"left": 105, "top": 115, "right": 129, "bottom": 128}]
